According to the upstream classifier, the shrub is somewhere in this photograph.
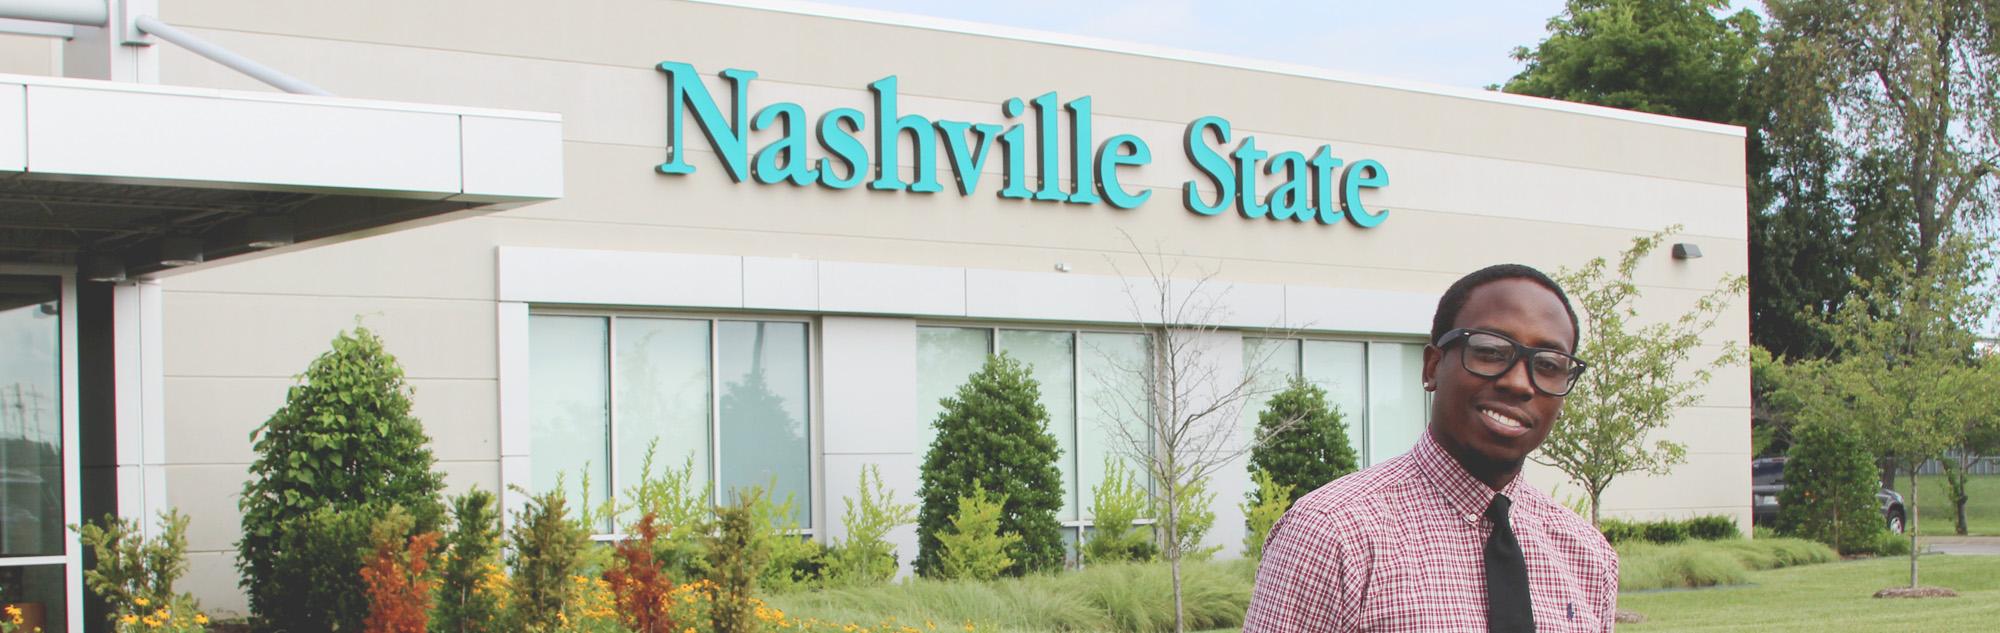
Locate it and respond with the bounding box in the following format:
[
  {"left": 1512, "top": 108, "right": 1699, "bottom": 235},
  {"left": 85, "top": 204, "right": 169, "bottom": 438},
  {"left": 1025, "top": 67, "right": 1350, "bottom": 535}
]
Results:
[
  {"left": 1597, "top": 519, "right": 1642, "bottom": 544},
  {"left": 707, "top": 490, "right": 770, "bottom": 633},
  {"left": 1684, "top": 515, "right": 1741, "bottom": 541},
  {"left": 604, "top": 514, "right": 678, "bottom": 633},
  {"left": 1246, "top": 377, "right": 1357, "bottom": 506},
  {"left": 508, "top": 487, "right": 591, "bottom": 630},
  {"left": 1240, "top": 471, "right": 1294, "bottom": 559},
  {"left": 236, "top": 326, "right": 445, "bottom": 632},
  {"left": 1777, "top": 424, "right": 1883, "bottom": 554},
  {"left": 268, "top": 504, "right": 385, "bottom": 631},
  {"left": 1082, "top": 457, "right": 1156, "bottom": 565},
  {"left": 915, "top": 353, "right": 1065, "bottom": 577},
  {"left": 1641, "top": 520, "right": 1690, "bottom": 544},
  {"left": 938, "top": 485, "right": 1021, "bottom": 581},
  {"left": 1166, "top": 473, "right": 1223, "bottom": 561},
  {"left": 620, "top": 443, "right": 712, "bottom": 582},
  {"left": 72, "top": 510, "right": 198, "bottom": 625},
  {"left": 435, "top": 489, "right": 503, "bottom": 633},
  {"left": 827, "top": 464, "right": 917, "bottom": 586},
  {"left": 742, "top": 481, "right": 823, "bottom": 592},
  {"left": 359, "top": 506, "right": 441, "bottom": 633}
]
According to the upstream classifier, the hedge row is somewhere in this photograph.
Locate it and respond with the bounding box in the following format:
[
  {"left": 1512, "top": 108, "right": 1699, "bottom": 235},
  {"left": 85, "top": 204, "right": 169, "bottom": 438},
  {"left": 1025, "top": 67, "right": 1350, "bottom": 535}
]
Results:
[{"left": 1598, "top": 515, "right": 1741, "bottom": 545}]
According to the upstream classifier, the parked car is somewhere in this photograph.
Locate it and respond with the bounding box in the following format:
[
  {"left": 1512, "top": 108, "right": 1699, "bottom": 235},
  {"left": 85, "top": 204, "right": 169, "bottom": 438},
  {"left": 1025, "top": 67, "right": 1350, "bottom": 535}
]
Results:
[{"left": 1750, "top": 457, "right": 1906, "bottom": 533}]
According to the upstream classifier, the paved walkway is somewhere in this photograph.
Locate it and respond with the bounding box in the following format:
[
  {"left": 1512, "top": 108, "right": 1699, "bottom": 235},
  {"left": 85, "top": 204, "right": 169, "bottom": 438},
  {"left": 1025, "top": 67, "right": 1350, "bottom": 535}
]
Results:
[{"left": 1918, "top": 536, "right": 2000, "bottom": 555}]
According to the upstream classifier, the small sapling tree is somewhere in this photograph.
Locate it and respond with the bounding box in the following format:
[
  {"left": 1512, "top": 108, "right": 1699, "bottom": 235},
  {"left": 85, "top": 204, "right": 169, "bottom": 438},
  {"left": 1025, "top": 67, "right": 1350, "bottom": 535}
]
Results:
[{"left": 1535, "top": 228, "right": 1745, "bottom": 523}]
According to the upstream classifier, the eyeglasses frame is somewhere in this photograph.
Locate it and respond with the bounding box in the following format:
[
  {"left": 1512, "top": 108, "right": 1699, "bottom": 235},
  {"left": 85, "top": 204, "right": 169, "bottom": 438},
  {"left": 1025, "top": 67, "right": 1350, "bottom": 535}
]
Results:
[{"left": 1433, "top": 327, "right": 1589, "bottom": 397}]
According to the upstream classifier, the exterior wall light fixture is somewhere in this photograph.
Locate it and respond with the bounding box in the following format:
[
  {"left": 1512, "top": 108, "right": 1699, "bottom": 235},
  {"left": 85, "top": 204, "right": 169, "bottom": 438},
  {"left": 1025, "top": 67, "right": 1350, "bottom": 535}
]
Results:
[
  {"left": 1672, "top": 243, "right": 1703, "bottom": 260},
  {"left": 246, "top": 215, "right": 295, "bottom": 249},
  {"left": 159, "top": 236, "right": 204, "bottom": 267}
]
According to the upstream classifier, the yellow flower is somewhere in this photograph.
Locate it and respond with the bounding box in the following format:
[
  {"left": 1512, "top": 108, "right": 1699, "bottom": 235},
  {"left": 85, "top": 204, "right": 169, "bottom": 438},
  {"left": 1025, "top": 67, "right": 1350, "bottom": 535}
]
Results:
[
  {"left": 195, "top": 615, "right": 209, "bottom": 625},
  {"left": 121, "top": 615, "right": 139, "bottom": 624}
]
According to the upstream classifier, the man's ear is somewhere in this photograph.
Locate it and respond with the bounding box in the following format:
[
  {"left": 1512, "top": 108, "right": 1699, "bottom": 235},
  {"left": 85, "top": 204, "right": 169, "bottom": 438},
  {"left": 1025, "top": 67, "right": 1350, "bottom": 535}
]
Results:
[{"left": 1422, "top": 344, "right": 1441, "bottom": 391}]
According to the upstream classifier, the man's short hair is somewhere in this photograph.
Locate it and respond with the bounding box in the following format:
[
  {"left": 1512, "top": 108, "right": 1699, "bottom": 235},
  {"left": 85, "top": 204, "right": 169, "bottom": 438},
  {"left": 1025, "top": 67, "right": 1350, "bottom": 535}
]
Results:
[{"left": 1429, "top": 264, "right": 1581, "bottom": 351}]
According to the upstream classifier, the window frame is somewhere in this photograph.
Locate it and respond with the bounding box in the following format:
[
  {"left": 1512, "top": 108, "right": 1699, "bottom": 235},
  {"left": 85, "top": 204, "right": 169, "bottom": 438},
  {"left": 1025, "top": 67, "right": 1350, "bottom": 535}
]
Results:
[{"left": 527, "top": 307, "right": 819, "bottom": 537}]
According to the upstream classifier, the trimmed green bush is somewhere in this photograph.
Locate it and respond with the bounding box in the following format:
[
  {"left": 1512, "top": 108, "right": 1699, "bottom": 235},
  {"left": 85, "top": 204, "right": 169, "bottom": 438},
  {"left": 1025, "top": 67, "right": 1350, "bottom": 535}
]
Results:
[
  {"left": 1246, "top": 377, "right": 1358, "bottom": 507},
  {"left": 1642, "top": 520, "right": 1690, "bottom": 544},
  {"left": 236, "top": 326, "right": 445, "bottom": 633},
  {"left": 1777, "top": 424, "right": 1885, "bottom": 554},
  {"left": 1598, "top": 518, "right": 1642, "bottom": 544},
  {"left": 915, "top": 353, "right": 1065, "bottom": 577},
  {"left": 1684, "top": 515, "right": 1742, "bottom": 540}
]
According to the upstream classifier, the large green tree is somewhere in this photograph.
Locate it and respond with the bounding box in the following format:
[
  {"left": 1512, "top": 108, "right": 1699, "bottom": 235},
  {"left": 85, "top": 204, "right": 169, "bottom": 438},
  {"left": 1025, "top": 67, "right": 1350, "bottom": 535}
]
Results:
[
  {"left": 1501, "top": 0, "right": 1764, "bottom": 126},
  {"left": 1758, "top": 240, "right": 1998, "bottom": 587},
  {"left": 913, "top": 353, "right": 1065, "bottom": 578},
  {"left": 1537, "top": 229, "right": 1746, "bottom": 524}
]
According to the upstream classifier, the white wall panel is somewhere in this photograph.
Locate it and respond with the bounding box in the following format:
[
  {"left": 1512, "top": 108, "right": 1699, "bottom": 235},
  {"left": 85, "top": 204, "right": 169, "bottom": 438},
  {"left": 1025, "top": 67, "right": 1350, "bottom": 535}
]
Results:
[
  {"left": 498, "top": 247, "right": 743, "bottom": 308},
  {"left": 819, "top": 261, "right": 964, "bottom": 316},
  {"left": 27, "top": 84, "right": 462, "bottom": 193},
  {"left": 743, "top": 256, "right": 819, "bottom": 311},
  {"left": 964, "top": 269, "right": 1137, "bottom": 324},
  {"left": 820, "top": 317, "right": 918, "bottom": 455}
]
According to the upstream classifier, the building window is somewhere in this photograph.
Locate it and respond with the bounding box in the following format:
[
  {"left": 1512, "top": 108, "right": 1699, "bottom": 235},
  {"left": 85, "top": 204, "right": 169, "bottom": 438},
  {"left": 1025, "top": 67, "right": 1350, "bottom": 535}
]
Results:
[
  {"left": 1244, "top": 338, "right": 1430, "bottom": 466},
  {"left": 529, "top": 315, "right": 811, "bottom": 533},
  {"left": 914, "top": 327, "right": 1152, "bottom": 525}
]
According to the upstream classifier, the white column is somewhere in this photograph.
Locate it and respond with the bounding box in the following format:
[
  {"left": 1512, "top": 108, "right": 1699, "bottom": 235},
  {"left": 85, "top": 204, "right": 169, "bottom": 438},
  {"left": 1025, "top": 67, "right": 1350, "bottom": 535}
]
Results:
[
  {"left": 111, "top": 280, "right": 166, "bottom": 533},
  {"left": 495, "top": 301, "right": 531, "bottom": 525},
  {"left": 818, "top": 316, "right": 919, "bottom": 577}
]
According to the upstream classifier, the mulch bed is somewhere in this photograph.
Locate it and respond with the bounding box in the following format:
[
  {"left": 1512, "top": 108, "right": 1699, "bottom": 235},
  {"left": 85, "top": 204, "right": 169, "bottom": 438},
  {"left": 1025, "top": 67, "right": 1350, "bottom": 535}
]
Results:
[{"left": 1872, "top": 586, "right": 1959, "bottom": 598}]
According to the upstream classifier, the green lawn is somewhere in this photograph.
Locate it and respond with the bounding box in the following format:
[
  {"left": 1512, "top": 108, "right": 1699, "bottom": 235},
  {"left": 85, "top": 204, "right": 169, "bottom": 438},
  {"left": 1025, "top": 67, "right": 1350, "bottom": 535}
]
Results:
[
  {"left": 1911, "top": 474, "right": 2000, "bottom": 536},
  {"left": 1618, "top": 555, "right": 2000, "bottom": 632}
]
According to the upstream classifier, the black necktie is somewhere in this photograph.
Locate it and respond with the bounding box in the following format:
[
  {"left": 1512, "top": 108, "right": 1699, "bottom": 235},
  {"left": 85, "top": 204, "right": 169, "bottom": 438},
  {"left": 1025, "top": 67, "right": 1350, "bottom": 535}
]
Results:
[{"left": 1485, "top": 494, "right": 1535, "bottom": 633}]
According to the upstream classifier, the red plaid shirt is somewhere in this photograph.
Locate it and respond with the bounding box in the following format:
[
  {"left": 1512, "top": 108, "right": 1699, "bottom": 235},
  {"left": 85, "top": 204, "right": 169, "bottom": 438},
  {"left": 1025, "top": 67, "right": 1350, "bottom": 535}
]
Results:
[{"left": 1244, "top": 431, "right": 1619, "bottom": 632}]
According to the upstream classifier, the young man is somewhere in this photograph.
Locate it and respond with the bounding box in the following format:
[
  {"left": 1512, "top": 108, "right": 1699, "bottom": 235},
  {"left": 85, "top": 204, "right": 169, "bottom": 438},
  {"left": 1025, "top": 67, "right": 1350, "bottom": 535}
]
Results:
[{"left": 1243, "top": 264, "right": 1619, "bottom": 632}]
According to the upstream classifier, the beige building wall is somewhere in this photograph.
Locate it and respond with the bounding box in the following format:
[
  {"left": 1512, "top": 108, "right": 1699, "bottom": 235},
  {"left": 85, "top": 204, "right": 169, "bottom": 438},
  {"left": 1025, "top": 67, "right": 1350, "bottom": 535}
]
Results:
[{"left": 137, "top": 0, "right": 1748, "bottom": 611}]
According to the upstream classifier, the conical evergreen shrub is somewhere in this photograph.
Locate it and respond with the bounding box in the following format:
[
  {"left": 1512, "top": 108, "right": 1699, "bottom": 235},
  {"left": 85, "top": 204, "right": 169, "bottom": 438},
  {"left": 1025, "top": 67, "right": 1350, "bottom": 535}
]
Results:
[
  {"left": 1777, "top": 423, "right": 1883, "bottom": 554},
  {"left": 1247, "top": 376, "right": 1358, "bottom": 506},
  {"left": 236, "top": 326, "right": 445, "bottom": 632},
  {"left": 914, "top": 353, "right": 1065, "bottom": 577}
]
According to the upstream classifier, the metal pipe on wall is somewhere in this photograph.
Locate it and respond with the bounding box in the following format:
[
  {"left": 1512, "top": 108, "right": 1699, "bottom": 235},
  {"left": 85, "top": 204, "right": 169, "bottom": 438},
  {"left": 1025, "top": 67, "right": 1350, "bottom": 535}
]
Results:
[
  {"left": 0, "top": 0, "right": 108, "bottom": 26},
  {"left": 133, "top": 15, "right": 334, "bottom": 97}
]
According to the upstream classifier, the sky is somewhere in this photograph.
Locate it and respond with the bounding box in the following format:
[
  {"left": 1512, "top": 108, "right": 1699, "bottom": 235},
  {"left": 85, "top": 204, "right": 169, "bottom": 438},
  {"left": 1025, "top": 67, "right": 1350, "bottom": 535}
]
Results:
[{"left": 794, "top": 1, "right": 1762, "bottom": 91}]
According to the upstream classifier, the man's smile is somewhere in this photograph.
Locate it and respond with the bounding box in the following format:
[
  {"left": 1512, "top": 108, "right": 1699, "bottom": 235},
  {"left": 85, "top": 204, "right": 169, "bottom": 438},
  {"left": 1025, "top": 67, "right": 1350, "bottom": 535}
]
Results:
[{"left": 1478, "top": 405, "right": 1534, "bottom": 437}]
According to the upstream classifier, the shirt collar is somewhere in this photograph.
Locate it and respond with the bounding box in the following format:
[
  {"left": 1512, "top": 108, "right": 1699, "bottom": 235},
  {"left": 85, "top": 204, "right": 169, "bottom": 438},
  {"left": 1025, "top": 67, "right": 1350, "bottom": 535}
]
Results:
[{"left": 1413, "top": 430, "right": 1529, "bottom": 526}]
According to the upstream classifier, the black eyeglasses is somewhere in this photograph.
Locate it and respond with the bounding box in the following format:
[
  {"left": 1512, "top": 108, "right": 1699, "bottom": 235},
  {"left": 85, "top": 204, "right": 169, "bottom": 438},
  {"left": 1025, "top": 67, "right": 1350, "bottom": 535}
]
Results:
[{"left": 1435, "top": 328, "right": 1588, "bottom": 396}]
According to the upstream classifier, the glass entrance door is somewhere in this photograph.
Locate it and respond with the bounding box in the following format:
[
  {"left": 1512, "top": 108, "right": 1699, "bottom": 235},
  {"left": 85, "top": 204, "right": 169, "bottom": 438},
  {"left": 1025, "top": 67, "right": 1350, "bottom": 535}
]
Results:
[{"left": 0, "top": 275, "right": 70, "bottom": 632}]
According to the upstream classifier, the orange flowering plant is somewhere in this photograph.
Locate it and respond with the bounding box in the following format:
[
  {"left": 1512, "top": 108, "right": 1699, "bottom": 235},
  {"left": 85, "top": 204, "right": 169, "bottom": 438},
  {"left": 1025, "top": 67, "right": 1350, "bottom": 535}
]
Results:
[{"left": 360, "top": 507, "right": 443, "bottom": 633}]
